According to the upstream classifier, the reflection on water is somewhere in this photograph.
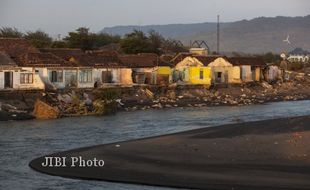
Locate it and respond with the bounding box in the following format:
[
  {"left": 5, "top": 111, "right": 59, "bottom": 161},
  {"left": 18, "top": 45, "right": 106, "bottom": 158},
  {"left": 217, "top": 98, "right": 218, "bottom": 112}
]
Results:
[{"left": 1, "top": 100, "right": 310, "bottom": 190}]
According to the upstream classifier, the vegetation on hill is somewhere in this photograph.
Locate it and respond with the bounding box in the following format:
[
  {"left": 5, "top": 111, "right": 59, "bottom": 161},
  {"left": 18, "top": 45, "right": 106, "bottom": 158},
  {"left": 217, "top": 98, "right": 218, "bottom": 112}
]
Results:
[
  {"left": 0, "top": 27, "right": 186, "bottom": 54},
  {"left": 102, "top": 15, "right": 310, "bottom": 53}
]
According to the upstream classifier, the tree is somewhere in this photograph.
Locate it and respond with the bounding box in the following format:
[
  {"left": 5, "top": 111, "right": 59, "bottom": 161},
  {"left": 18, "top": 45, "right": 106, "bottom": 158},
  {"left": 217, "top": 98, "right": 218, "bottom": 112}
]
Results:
[
  {"left": 0, "top": 27, "right": 24, "bottom": 38},
  {"left": 148, "top": 30, "right": 164, "bottom": 54},
  {"left": 51, "top": 41, "right": 68, "bottom": 48},
  {"left": 64, "top": 27, "right": 94, "bottom": 50},
  {"left": 120, "top": 30, "right": 153, "bottom": 54},
  {"left": 261, "top": 52, "right": 281, "bottom": 63},
  {"left": 24, "top": 30, "right": 52, "bottom": 48},
  {"left": 91, "top": 33, "right": 121, "bottom": 49}
]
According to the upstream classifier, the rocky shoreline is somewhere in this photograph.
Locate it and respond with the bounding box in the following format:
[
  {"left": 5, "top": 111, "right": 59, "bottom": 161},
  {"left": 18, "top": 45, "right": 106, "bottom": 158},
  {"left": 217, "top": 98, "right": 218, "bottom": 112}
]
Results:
[{"left": 1, "top": 70, "right": 310, "bottom": 121}]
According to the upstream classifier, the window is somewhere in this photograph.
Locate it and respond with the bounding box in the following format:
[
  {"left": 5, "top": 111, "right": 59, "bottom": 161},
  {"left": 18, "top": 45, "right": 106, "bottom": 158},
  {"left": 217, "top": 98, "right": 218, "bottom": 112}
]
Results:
[
  {"left": 79, "top": 70, "right": 92, "bottom": 83},
  {"left": 20, "top": 73, "right": 33, "bottom": 84},
  {"left": 102, "top": 71, "right": 112, "bottom": 83},
  {"left": 199, "top": 69, "right": 204, "bottom": 79},
  {"left": 50, "top": 70, "right": 63, "bottom": 83}
]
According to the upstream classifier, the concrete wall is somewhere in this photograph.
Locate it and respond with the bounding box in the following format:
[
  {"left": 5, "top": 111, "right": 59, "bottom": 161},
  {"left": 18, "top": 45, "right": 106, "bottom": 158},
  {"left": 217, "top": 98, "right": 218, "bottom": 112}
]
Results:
[
  {"left": 0, "top": 72, "right": 4, "bottom": 89},
  {"left": 228, "top": 66, "right": 242, "bottom": 84},
  {"left": 93, "top": 68, "right": 133, "bottom": 85},
  {"left": 175, "top": 57, "right": 203, "bottom": 70},
  {"left": 0, "top": 68, "right": 44, "bottom": 90},
  {"left": 211, "top": 67, "right": 232, "bottom": 84},
  {"left": 188, "top": 67, "right": 211, "bottom": 86},
  {"left": 253, "top": 67, "right": 261, "bottom": 82},
  {"left": 77, "top": 69, "right": 94, "bottom": 88},
  {"left": 241, "top": 65, "right": 253, "bottom": 82},
  {"left": 47, "top": 69, "right": 66, "bottom": 89}
]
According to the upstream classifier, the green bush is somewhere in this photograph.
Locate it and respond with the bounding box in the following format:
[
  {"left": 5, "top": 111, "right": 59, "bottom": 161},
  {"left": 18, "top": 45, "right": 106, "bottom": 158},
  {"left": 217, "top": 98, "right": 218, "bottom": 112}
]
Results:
[{"left": 94, "top": 88, "right": 121, "bottom": 101}]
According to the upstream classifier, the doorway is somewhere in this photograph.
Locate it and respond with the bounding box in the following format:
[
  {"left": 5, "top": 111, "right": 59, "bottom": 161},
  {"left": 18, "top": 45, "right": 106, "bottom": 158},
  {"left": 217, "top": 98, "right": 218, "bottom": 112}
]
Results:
[{"left": 4, "top": 72, "right": 13, "bottom": 88}]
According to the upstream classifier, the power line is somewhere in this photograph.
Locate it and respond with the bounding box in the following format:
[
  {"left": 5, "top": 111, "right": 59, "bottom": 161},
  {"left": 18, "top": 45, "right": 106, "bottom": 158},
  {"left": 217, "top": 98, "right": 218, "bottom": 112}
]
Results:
[{"left": 217, "top": 15, "right": 220, "bottom": 54}]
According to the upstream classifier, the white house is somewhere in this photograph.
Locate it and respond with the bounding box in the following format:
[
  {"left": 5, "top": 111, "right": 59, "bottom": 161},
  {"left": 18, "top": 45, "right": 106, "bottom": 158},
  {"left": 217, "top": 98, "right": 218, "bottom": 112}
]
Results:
[
  {"left": 0, "top": 51, "right": 44, "bottom": 90},
  {"left": 287, "top": 54, "right": 309, "bottom": 63}
]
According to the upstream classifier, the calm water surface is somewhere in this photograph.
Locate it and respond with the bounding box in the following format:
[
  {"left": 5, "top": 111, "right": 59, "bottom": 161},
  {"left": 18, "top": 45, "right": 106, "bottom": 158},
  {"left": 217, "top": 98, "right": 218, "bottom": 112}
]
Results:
[{"left": 1, "top": 100, "right": 310, "bottom": 190}]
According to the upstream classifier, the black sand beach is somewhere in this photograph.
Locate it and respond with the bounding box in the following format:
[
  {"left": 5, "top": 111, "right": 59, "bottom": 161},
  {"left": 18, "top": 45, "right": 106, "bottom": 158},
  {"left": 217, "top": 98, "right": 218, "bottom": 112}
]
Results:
[{"left": 30, "top": 116, "right": 310, "bottom": 190}]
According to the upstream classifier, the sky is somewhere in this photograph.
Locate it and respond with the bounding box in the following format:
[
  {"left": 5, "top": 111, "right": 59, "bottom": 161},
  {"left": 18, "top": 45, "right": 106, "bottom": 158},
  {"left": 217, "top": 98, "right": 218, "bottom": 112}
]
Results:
[{"left": 0, "top": 0, "right": 309, "bottom": 38}]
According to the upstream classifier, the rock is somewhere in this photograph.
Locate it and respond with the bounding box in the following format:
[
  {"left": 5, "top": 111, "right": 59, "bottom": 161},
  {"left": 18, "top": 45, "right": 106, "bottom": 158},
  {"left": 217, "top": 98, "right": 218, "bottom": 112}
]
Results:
[
  {"left": 33, "top": 100, "right": 59, "bottom": 120},
  {"left": 262, "top": 82, "right": 272, "bottom": 89},
  {"left": 1, "top": 103, "right": 17, "bottom": 112},
  {"left": 152, "top": 103, "right": 163, "bottom": 109}
]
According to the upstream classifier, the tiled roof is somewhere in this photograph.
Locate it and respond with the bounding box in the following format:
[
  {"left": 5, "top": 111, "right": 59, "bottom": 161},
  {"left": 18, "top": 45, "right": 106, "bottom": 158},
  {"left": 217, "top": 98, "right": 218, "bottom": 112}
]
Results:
[
  {"left": 40, "top": 48, "right": 84, "bottom": 61},
  {"left": 79, "top": 54, "right": 124, "bottom": 68},
  {"left": 18, "top": 52, "right": 77, "bottom": 67},
  {"left": 194, "top": 55, "right": 228, "bottom": 66},
  {"left": 0, "top": 51, "right": 17, "bottom": 67},
  {"left": 228, "top": 57, "right": 266, "bottom": 67},
  {"left": 42, "top": 48, "right": 123, "bottom": 68},
  {"left": 0, "top": 38, "right": 39, "bottom": 58},
  {"left": 170, "top": 52, "right": 194, "bottom": 65},
  {"left": 119, "top": 53, "right": 159, "bottom": 68}
]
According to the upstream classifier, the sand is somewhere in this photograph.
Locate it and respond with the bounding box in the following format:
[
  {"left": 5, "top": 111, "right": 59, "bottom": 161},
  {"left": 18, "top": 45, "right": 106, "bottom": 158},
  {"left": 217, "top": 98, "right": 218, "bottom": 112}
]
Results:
[{"left": 30, "top": 116, "right": 310, "bottom": 189}]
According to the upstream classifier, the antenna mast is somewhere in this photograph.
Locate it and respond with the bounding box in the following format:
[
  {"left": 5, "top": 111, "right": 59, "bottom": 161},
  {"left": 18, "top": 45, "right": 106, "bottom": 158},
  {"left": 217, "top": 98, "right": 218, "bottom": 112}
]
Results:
[{"left": 217, "top": 15, "right": 220, "bottom": 54}]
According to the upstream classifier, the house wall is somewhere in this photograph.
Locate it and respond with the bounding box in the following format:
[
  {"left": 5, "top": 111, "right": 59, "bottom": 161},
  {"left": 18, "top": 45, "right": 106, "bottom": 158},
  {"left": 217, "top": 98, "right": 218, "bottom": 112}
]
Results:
[
  {"left": 264, "top": 66, "right": 282, "bottom": 82},
  {"left": 47, "top": 69, "right": 66, "bottom": 89},
  {"left": 208, "top": 57, "right": 233, "bottom": 84},
  {"left": 132, "top": 68, "right": 155, "bottom": 85},
  {"left": 241, "top": 65, "right": 252, "bottom": 82},
  {"left": 211, "top": 67, "right": 232, "bottom": 84},
  {"left": 153, "top": 66, "right": 172, "bottom": 85},
  {"left": 77, "top": 69, "right": 94, "bottom": 88},
  {"left": 36, "top": 68, "right": 79, "bottom": 89},
  {"left": 0, "top": 71, "right": 5, "bottom": 89},
  {"left": 119, "top": 68, "right": 133, "bottom": 85},
  {"left": 188, "top": 67, "right": 211, "bottom": 86},
  {"left": 175, "top": 57, "right": 203, "bottom": 70},
  {"left": 0, "top": 68, "right": 45, "bottom": 90},
  {"left": 228, "top": 66, "right": 241, "bottom": 84},
  {"left": 112, "top": 69, "right": 121, "bottom": 83},
  {"left": 94, "top": 68, "right": 133, "bottom": 85},
  {"left": 253, "top": 67, "right": 261, "bottom": 82},
  {"left": 13, "top": 71, "right": 45, "bottom": 90}
]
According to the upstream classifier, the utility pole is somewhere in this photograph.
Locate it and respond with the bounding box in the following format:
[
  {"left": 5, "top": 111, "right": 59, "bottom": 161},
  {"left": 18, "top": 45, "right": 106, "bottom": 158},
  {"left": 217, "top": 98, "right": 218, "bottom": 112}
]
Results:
[{"left": 217, "top": 15, "right": 220, "bottom": 54}]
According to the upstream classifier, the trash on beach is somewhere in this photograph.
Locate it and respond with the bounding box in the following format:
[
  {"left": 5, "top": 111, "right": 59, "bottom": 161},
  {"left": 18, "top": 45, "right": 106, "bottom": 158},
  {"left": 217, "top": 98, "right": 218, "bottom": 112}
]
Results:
[{"left": 115, "top": 99, "right": 124, "bottom": 106}]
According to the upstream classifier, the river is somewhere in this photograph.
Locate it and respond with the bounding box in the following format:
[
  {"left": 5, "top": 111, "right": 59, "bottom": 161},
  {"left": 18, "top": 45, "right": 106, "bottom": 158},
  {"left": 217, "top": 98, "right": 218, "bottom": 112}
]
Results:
[{"left": 1, "top": 100, "right": 310, "bottom": 190}]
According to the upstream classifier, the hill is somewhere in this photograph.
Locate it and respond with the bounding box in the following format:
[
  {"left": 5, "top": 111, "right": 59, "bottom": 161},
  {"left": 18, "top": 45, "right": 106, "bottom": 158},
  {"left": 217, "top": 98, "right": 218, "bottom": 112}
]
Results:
[{"left": 101, "top": 15, "right": 310, "bottom": 53}]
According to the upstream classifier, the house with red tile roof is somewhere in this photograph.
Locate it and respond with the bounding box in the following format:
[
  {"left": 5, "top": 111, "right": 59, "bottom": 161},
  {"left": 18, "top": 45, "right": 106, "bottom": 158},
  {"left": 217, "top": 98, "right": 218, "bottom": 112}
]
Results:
[
  {"left": 0, "top": 52, "right": 45, "bottom": 90},
  {"left": 42, "top": 49, "right": 133, "bottom": 87},
  {"left": 119, "top": 53, "right": 172, "bottom": 85},
  {"left": 228, "top": 57, "right": 266, "bottom": 82}
]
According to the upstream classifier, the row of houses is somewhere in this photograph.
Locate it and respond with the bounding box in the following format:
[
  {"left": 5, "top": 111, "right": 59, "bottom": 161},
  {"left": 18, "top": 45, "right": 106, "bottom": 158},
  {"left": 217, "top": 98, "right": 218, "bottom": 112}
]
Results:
[{"left": 0, "top": 38, "right": 277, "bottom": 91}]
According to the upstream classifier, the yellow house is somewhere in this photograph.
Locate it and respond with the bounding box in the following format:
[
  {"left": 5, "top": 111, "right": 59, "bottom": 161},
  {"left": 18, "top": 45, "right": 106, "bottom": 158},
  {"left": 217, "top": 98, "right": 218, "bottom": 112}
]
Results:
[
  {"left": 173, "top": 56, "right": 212, "bottom": 87},
  {"left": 154, "top": 66, "right": 172, "bottom": 85},
  {"left": 187, "top": 67, "right": 211, "bottom": 85}
]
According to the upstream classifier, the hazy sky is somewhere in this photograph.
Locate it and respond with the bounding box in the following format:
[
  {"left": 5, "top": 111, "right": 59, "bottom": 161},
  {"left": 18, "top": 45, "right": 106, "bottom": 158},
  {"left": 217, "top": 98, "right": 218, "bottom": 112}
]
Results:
[{"left": 0, "top": 0, "right": 309, "bottom": 38}]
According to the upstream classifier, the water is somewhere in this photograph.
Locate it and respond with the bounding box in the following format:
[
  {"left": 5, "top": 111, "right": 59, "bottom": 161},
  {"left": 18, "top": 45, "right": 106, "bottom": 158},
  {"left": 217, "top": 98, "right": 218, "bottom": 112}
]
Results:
[{"left": 1, "top": 100, "right": 310, "bottom": 190}]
